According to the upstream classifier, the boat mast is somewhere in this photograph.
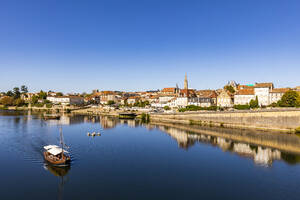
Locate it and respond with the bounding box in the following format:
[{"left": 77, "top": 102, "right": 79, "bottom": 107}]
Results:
[{"left": 60, "top": 127, "right": 64, "bottom": 157}]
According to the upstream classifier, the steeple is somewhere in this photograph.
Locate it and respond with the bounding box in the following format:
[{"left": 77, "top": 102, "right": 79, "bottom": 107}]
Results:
[{"left": 184, "top": 73, "right": 188, "bottom": 90}]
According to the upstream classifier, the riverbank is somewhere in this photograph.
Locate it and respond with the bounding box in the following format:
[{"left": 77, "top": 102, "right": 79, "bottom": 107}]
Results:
[{"left": 150, "top": 109, "right": 300, "bottom": 133}]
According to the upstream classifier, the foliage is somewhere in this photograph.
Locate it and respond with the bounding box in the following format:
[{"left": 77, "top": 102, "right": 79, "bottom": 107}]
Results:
[
  {"left": 13, "top": 87, "right": 20, "bottom": 99},
  {"left": 234, "top": 104, "right": 250, "bottom": 110},
  {"left": 46, "top": 103, "right": 52, "bottom": 108},
  {"left": 224, "top": 85, "right": 235, "bottom": 93},
  {"left": 163, "top": 106, "right": 171, "bottom": 110},
  {"left": 278, "top": 91, "right": 300, "bottom": 107},
  {"left": 6, "top": 90, "right": 13, "bottom": 97},
  {"left": 107, "top": 100, "right": 115, "bottom": 105},
  {"left": 38, "top": 90, "right": 47, "bottom": 99},
  {"left": 31, "top": 95, "right": 39, "bottom": 104},
  {"left": 56, "top": 92, "right": 63, "bottom": 97},
  {"left": 249, "top": 96, "right": 259, "bottom": 108},
  {"left": 178, "top": 105, "right": 218, "bottom": 112},
  {"left": 133, "top": 100, "right": 150, "bottom": 107},
  {"left": 14, "top": 98, "right": 25, "bottom": 107},
  {"left": 141, "top": 113, "right": 150, "bottom": 123},
  {"left": 0, "top": 96, "right": 14, "bottom": 106},
  {"left": 21, "top": 85, "right": 28, "bottom": 94},
  {"left": 295, "top": 127, "right": 300, "bottom": 134}
]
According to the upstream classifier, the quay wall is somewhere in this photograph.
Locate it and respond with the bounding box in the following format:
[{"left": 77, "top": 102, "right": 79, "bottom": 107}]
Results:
[{"left": 150, "top": 110, "right": 300, "bottom": 132}]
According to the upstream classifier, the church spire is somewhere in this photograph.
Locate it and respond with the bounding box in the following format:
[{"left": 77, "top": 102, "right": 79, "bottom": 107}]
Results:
[{"left": 184, "top": 73, "right": 188, "bottom": 90}]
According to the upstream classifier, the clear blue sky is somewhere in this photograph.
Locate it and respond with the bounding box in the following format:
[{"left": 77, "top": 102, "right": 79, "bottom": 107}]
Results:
[{"left": 0, "top": 0, "right": 299, "bottom": 93}]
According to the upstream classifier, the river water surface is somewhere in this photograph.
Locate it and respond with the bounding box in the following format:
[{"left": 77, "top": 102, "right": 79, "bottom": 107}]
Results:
[{"left": 1, "top": 110, "right": 300, "bottom": 200}]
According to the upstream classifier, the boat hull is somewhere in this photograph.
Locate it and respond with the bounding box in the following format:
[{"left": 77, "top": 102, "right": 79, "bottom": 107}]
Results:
[{"left": 43, "top": 152, "right": 71, "bottom": 167}]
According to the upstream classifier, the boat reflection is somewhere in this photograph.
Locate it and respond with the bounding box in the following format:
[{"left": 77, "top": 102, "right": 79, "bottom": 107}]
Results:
[{"left": 44, "top": 164, "right": 70, "bottom": 200}]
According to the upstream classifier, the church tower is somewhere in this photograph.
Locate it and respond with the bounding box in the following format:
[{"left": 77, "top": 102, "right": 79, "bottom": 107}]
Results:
[{"left": 184, "top": 73, "right": 188, "bottom": 90}]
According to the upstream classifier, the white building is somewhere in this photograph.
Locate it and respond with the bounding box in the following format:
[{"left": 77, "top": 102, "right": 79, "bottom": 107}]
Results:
[
  {"left": 46, "top": 96, "right": 84, "bottom": 105},
  {"left": 269, "top": 88, "right": 290, "bottom": 104},
  {"left": 234, "top": 89, "right": 255, "bottom": 105},
  {"left": 254, "top": 83, "right": 274, "bottom": 106}
]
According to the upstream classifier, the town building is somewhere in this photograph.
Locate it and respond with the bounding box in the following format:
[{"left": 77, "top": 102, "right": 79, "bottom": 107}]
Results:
[
  {"left": 217, "top": 90, "right": 234, "bottom": 107},
  {"left": 234, "top": 88, "right": 255, "bottom": 105},
  {"left": 196, "top": 90, "right": 218, "bottom": 105},
  {"left": 46, "top": 96, "right": 84, "bottom": 105},
  {"left": 254, "top": 83, "right": 274, "bottom": 106},
  {"left": 269, "top": 88, "right": 290, "bottom": 104},
  {"left": 21, "top": 93, "right": 38, "bottom": 102}
]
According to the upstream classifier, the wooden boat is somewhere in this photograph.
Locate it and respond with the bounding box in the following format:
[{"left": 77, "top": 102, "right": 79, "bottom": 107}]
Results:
[
  {"left": 43, "top": 114, "right": 60, "bottom": 120},
  {"left": 43, "top": 128, "right": 71, "bottom": 166}
]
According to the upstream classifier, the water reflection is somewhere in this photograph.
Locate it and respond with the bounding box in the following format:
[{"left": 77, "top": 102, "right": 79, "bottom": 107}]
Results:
[
  {"left": 2, "top": 110, "right": 300, "bottom": 167},
  {"left": 44, "top": 164, "right": 70, "bottom": 200},
  {"left": 154, "top": 123, "right": 300, "bottom": 167}
]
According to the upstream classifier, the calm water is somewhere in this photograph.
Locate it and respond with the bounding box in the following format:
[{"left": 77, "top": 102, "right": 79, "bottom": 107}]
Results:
[{"left": 1, "top": 110, "right": 300, "bottom": 200}]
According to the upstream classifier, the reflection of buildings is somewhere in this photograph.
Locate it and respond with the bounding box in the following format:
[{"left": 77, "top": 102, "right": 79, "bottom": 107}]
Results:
[
  {"left": 100, "top": 116, "right": 117, "bottom": 129},
  {"left": 47, "top": 115, "right": 85, "bottom": 125},
  {"left": 156, "top": 124, "right": 289, "bottom": 166},
  {"left": 159, "top": 127, "right": 196, "bottom": 149}
]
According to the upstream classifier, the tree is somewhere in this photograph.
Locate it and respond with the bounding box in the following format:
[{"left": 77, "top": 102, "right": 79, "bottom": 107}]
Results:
[
  {"left": 6, "top": 90, "right": 13, "bottom": 97},
  {"left": 278, "top": 91, "right": 300, "bottom": 107},
  {"left": 224, "top": 85, "right": 235, "bottom": 93},
  {"left": 31, "top": 95, "right": 39, "bottom": 104},
  {"left": 107, "top": 100, "right": 115, "bottom": 105},
  {"left": 20, "top": 85, "right": 28, "bottom": 94},
  {"left": 13, "top": 87, "right": 20, "bottom": 99},
  {"left": 56, "top": 92, "right": 63, "bottom": 97},
  {"left": 0, "top": 96, "right": 14, "bottom": 106},
  {"left": 164, "top": 106, "right": 171, "bottom": 110},
  {"left": 14, "top": 98, "right": 25, "bottom": 106},
  {"left": 39, "top": 90, "right": 47, "bottom": 99},
  {"left": 250, "top": 96, "right": 259, "bottom": 108}
]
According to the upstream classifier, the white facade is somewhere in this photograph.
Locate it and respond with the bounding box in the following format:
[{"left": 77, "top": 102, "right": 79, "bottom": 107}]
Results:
[
  {"left": 47, "top": 96, "right": 84, "bottom": 105},
  {"left": 269, "top": 92, "right": 284, "bottom": 104},
  {"left": 254, "top": 88, "right": 270, "bottom": 106},
  {"left": 234, "top": 94, "right": 255, "bottom": 105},
  {"left": 159, "top": 96, "right": 174, "bottom": 104}
]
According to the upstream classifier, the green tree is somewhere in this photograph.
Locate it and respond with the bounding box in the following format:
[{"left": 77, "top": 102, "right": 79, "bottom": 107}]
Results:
[
  {"left": 14, "top": 98, "right": 25, "bottom": 107},
  {"left": 6, "top": 90, "right": 13, "bottom": 97},
  {"left": 107, "top": 100, "right": 115, "bottom": 105},
  {"left": 13, "top": 87, "right": 20, "bottom": 99},
  {"left": 224, "top": 85, "right": 235, "bottom": 93},
  {"left": 278, "top": 91, "right": 299, "bottom": 107},
  {"left": 39, "top": 90, "right": 47, "bottom": 99},
  {"left": 31, "top": 95, "right": 39, "bottom": 104},
  {"left": 164, "top": 106, "right": 171, "bottom": 110},
  {"left": 20, "top": 85, "right": 28, "bottom": 94},
  {"left": 0, "top": 96, "right": 14, "bottom": 106},
  {"left": 56, "top": 92, "right": 63, "bottom": 97},
  {"left": 249, "top": 96, "right": 259, "bottom": 108}
]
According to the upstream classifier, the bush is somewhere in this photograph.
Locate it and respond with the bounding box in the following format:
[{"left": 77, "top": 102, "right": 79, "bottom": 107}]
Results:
[
  {"left": 296, "top": 127, "right": 300, "bottom": 133},
  {"left": 107, "top": 100, "right": 115, "bottom": 105},
  {"left": 278, "top": 91, "right": 300, "bottom": 107},
  {"left": 234, "top": 104, "right": 250, "bottom": 110},
  {"left": 46, "top": 103, "right": 52, "bottom": 108},
  {"left": 178, "top": 105, "right": 218, "bottom": 112},
  {"left": 14, "top": 98, "right": 25, "bottom": 107},
  {"left": 163, "top": 106, "right": 171, "bottom": 110},
  {"left": 0, "top": 96, "right": 14, "bottom": 106},
  {"left": 249, "top": 96, "right": 259, "bottom": 108}
]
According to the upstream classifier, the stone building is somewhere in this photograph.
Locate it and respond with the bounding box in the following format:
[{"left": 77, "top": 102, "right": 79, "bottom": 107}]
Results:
[{"left": 217, "top": 90, "right": 234, "bottom": 107}]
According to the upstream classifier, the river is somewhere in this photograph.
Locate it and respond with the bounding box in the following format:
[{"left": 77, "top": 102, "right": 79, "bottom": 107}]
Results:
[{"left": 1, "top": 110, "right": 300, "bottom": 200}]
